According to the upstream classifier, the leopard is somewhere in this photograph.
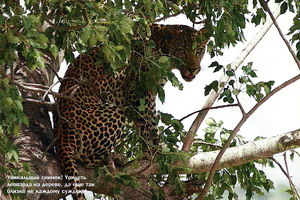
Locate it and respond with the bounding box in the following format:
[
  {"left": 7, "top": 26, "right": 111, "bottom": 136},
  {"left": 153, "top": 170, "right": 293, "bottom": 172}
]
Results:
[{"left": 54, "top": 24, "right": 208, "bottom": 200}]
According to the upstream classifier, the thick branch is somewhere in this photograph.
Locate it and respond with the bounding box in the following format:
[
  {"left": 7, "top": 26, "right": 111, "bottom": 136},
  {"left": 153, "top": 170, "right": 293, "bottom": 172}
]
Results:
[{"left": 189, "top": 129, "right": 300, "bottom": 172}]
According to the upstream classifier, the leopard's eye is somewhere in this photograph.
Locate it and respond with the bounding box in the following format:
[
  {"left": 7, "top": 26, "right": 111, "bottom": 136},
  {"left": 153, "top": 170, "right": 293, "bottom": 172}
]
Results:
[
  {"left": 174, "top": 48, "right": 186, "bottom": 57},
  {"left": 196, "top": 46, "right": 205, "bottom": 58}
]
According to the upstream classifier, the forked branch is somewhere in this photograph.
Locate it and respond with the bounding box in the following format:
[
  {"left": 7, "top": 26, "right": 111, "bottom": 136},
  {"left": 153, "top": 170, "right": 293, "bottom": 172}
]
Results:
[{"left": 197, "top": 73, "right": 300, "bottom": 200}]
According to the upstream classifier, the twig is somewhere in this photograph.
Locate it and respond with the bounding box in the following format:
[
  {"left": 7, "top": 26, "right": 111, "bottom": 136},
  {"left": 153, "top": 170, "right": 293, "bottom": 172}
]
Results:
[
  {"left": 42, "top": 79, "right": 65, "bottom": 101},
  {"left": 162, "top": 104, "right": 238, "bottom": 134},
  {"left": 270, "top": 156, "right": 300, "bottom": 199},
  {"left": 46, "top": 63, "right": 62, "bottom": 81},
  {"left": 45, "top": 7, "right": 89, "bottom": 31},
  {"left": 155, "top": 12, "right": 183, "bottom": 22},
  {"left": 259, "top": 0, "right": 300, "bottom": 70},
  {"left": 197, "top": 73, "right": 300, "bottom": 200},
  {"left": 195, "top": 141, "right": 222, "bottom": 148},
  {"left": 283, "top": 153, "right": 300, "bottom": 199}
]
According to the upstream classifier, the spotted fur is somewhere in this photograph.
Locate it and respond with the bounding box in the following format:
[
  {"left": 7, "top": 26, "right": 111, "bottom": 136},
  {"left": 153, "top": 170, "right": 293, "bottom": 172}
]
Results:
[{"left": 54, "top": 24, "right": 207, "bottom": 199}]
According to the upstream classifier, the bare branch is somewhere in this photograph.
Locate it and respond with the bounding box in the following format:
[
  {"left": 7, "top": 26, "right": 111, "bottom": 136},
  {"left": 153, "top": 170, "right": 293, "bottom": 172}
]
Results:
[
  {"left": 155, "top": 12, "right": 183, "bottom": 22},
  {"left": 162, "top": 104, "right": 238, "bottom": 134},
  {"left": 259, "top": 0, "right": 300, "bottom": 69},
  {"left": 283, "top": 153, "right": 300, "bottom": 199}
]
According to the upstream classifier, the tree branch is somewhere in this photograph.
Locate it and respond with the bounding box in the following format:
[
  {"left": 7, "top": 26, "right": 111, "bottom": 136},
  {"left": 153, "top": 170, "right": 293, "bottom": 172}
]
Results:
[
  {"left": 155, "top": 12, "right": 183, "bottom": 22},
  {"left": 188, "top": 129, "right": 300, "bottom": 173},
  {"left": 162, "top": 104, "right": 238, "bottom": 134},
  {"left": 259, "top": 0, "right": 300, "bottom": 69},
  {"left": 270, "top": 156, "right": 300, "bottom": 199}
]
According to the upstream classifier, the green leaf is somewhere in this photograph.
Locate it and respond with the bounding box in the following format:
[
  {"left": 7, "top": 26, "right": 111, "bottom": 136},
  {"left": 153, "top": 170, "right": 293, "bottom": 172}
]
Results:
[
  {"left": 36, "top": 34, "right": 49, "bottom": 49},
  {"left": 256, "top": 93, "right": 264, "bottom": 100},
  {"left": 95, "top": 25, "right": 108, "bottom": 32},
  {"left": 232, "top": 89, "right": 240, "bottom": 95},
  {"left": 228, "top": 80, "right": 235, "bottom": 86},
  {"left": 95, "top": 26, "right": 108, "bottom": 42},
  {"left": 204, "top": 80, "right": 219, "bottom": 96},
  {"left": 138, "top": 98, "right": 146, "bottom": 111},
  {"left": 2, "top": 78, "right": 10, "bottom": 85},
  {"left": 226, "top": 70, "right": 235, "bottom": 76},
  {"left": 11, "top": 150, "right": 19, "bottom": 161},
  {"left": 89, "top": 32, "right": 98, "bottom": 47},
  {"left": 49, "top": 43, "right": 58, "bottom": 58},
  {"left": 209, "top": 61, "right": 223, "bottom": 72},
  {"left": 5, "top": 97, "right": 13, "bottom": 105},
  {"left": 204, "top": 126, "right": 218, "bottom": 134},
  {"left": 162, "top": 147, "right": 171, "bottom": 153},
  {"left": 115, "top": 45, "right": 124, "bottom": 51},
  {"left": 13, "top": 125, "right": 21, "bottom": 135},
  {"left": 160, "top": 112, "right": 174, "bottom": 125},
  {"left": 81, "top": 26, "right": 92, "bottom": 43},
  {"left": 249, "top": 71, "right": 257, "bottom": 78},
  {"left": 206, "top": 118, "right": 216, "bottom": 126},
  {"left": 158, "top": 86, "right": 165, "bottom": 103},
  {"left": 7, "top": 30, "right": 20, "bottom": 44},
  {"left": 14, "top": 100, "right": 23, "bottom": 111},
  {"left": 158, "top": 56, "right": 169, "bottom": 63},
  {"left": 246, "top": 85, "right": 255, "bottom": 96},
  {"left": 120, "top": 21, "right": 133, "bottom": 34},
  {"left": 280, "top": 2, "right": 288, "bottom": 14}
]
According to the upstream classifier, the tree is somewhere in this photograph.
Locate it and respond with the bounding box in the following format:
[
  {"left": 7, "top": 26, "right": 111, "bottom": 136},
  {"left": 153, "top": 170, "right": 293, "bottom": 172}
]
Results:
[{"left": 0, "top": 0, "right": 299, "bottom": 200}]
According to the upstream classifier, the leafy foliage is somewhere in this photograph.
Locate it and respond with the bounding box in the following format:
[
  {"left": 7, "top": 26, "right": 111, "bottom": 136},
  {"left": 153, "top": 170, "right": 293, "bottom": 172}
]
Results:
[
  {"left": 206, "top": 62, "right": 275, "bottom": 103},
  {"left": 0, "top": 75, "right": 31, "bottom": 200}
]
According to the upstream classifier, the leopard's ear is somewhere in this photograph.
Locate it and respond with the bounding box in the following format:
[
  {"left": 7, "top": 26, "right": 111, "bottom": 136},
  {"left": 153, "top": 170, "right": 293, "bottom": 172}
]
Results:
[
  {"left": 198, "top": 27, "right": 209, "bottom": 44},
  {"left": 198, "top": 27, "right": 206, "bottom": 35}
]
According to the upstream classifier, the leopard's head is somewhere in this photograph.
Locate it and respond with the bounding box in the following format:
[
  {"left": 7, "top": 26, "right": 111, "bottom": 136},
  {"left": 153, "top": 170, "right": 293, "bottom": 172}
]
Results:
[{"left": 151, "top": 24, "right": 208, "bottom": 81}]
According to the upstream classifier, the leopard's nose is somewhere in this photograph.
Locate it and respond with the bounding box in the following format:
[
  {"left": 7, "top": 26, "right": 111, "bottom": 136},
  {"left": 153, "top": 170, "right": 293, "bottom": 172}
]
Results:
[{"left": 180, "top": 70, "right": 196, "bottom": 82}]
